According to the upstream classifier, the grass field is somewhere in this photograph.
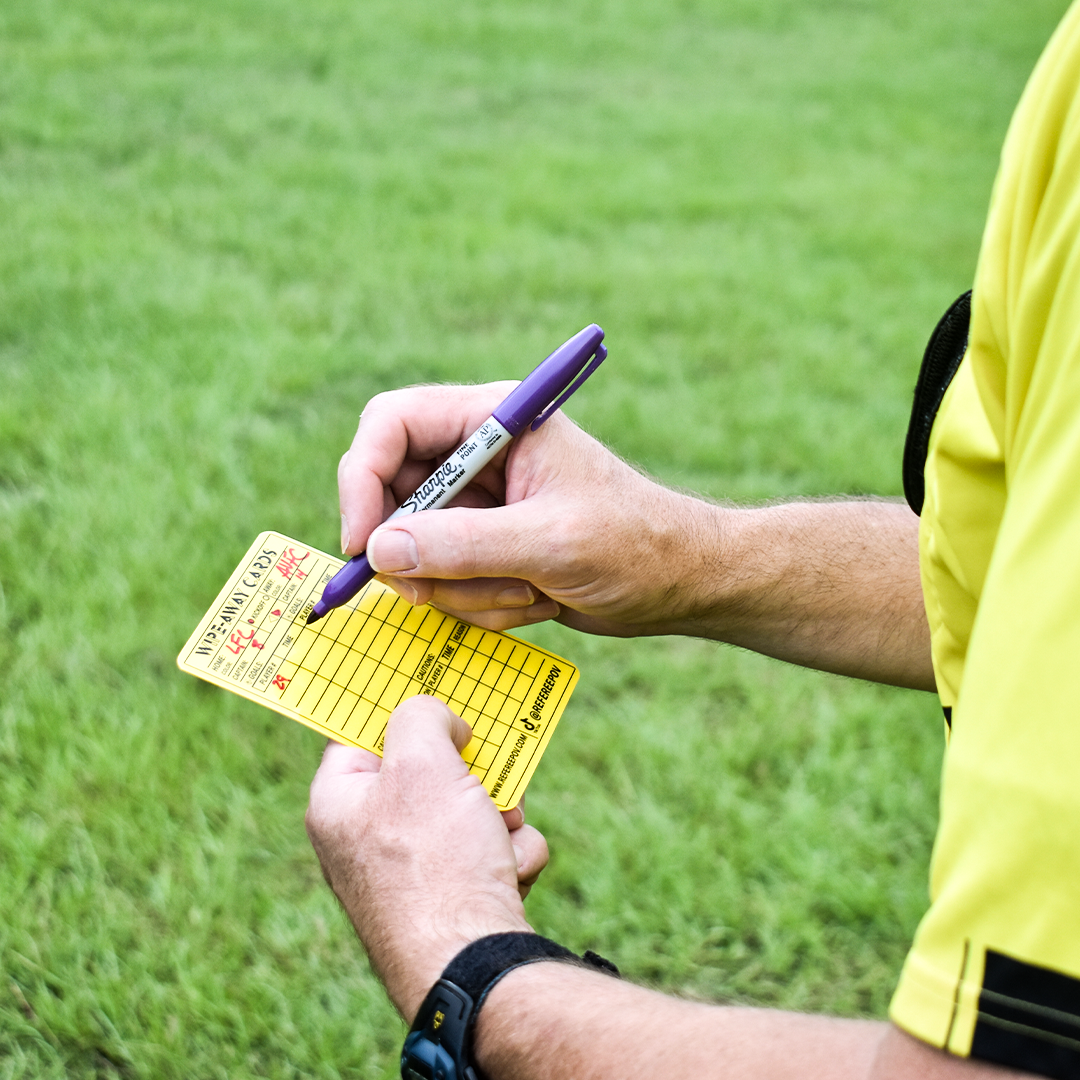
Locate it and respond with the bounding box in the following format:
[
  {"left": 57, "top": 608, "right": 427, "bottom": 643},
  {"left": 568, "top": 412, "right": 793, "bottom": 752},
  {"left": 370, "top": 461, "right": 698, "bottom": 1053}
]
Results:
[{"left": 0, "top": 1, "right": 1071, "bottom": 1076}]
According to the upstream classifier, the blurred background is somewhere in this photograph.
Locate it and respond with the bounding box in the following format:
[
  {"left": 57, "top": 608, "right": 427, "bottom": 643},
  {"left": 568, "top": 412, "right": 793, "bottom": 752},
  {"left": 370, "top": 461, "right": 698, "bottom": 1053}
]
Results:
[{"left": 0, "top": 1, "right": 1069, "bottom": 1076}]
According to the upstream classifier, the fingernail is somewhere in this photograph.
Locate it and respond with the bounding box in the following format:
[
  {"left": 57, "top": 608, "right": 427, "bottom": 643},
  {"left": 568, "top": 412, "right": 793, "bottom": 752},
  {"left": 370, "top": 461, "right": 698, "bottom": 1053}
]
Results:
[
  {"left": 368, "top": 529, "right": 419, "bottom": 573},
  {"left": 495, "top": 584, "right": 536, "bottom": 608},
  {"left": 512, "top": 843, "right": 525, "bottom": 871},
  {"left": 523, "top": 601, "right": 560, "bottom": 624},
  {"left": 391, "top": 579, "right": 419, "bottom": 605},
  {"left": 340, "top": 514, "right": 351, "bottom": 555}
]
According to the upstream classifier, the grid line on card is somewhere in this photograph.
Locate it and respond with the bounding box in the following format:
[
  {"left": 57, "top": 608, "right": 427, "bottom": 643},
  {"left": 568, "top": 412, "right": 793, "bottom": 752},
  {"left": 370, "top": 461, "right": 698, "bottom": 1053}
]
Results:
[
  {"left": 300, "top": 586, "right": 399, "bottom": 719},
  {"left": 290, "top": 585, "right": 379, "bottom": 680},
  {"left": 499, "top": 643, "right": 530, "bottom": 705},
  {"left": 465, "top": 643, "right": 533, "bottom": 755},
  {"left": 280, "top": 574, "right": 338, "bottom": 675},
  {"left": 338, "top": 613, "right": 416, "bottom": 738},
  {"left": 274, "top": 581, "right": 359, "bottom": 721},
  {"left": 380, "top": 611, "right": 451, "bottom": 710},
  {"left": 323, "top": 609, "right": 394, "bottom": 723},
  {"left": 446, "top": 640, "right": 497, "bottom": 735},
  {"left": 466, "top": 652, "right": 506, "bottom": 723},
  {"left": 310, "top": 599, "right": 457, "bottom": 736},
  {"left": 358, "top": 604, "right": 447, "bottom": 704},
  {"left": 284, "top": 574, "right": 356, "bottom": 715},
  {"left": 469, "top": 647, "right": 521, "bottom": 739}
]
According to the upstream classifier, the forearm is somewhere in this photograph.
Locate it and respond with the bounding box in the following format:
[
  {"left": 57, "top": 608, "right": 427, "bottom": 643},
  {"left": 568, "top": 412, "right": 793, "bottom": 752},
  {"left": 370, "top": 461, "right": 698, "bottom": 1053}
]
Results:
[
  {"left": 474, "top": 962, "right": 1038, "bottom": 1080},
  {"left": 474, "top": 961, "right": 885, "bottom": 1080},
  {"left": 624, "top": 493, "right": 933, "bottom": 691},
  {"left": 694, "top": 498, "right": 933, "bottom": 690}
]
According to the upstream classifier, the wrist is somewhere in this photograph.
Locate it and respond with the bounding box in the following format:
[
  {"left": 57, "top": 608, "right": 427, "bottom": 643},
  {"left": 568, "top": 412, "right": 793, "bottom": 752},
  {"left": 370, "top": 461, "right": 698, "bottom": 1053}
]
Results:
[
  {"left": 329, "top": 847, "right": 533, "bottom": 1020},
  {"left": 364, "top": 905, "right": 532, "bottom": 1021},
  {"left": 401, "top": 933, "right": 620, "bottom": 1080},
  {"left": 394, "top": 918, "right": 534, "bottom": 1022},
  {"left": 628, "top": 488, "right": 733, "bottom": 635}
]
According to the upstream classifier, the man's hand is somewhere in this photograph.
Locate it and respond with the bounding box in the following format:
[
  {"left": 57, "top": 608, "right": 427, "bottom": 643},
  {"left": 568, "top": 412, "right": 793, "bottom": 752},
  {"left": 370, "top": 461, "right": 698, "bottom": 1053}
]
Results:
[
  {"left": 305, "top": 695, "right": 548, "bottom": 1020},
  {"left": 338, "top": 384, "right": 708, "bottom": 636}
]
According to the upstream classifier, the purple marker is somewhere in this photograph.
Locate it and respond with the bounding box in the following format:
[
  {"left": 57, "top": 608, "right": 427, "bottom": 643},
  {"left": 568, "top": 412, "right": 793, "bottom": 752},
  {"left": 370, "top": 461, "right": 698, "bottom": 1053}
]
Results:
[{"left": 306, "top": 324, "right": 607, "bottom": 624}]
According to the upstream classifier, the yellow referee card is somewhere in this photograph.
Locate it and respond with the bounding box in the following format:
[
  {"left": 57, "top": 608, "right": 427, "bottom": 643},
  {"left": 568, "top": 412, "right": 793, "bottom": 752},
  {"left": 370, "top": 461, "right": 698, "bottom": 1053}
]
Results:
[{"left": 177, "top": 532, "right": 579, "bottom": 809}]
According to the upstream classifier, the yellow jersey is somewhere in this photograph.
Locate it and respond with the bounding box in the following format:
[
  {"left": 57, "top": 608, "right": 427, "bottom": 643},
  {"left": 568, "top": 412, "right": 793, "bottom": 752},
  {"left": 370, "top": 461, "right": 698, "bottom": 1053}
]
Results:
[{"left": 891, "top": 4, "right": 1080, "bottom": 1075}]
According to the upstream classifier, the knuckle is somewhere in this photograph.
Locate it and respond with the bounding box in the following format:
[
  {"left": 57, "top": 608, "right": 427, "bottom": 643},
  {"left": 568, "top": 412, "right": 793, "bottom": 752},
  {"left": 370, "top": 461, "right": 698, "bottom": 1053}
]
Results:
[
  {"left": 364, "top": 389, "right": 395, "bottom": 413},
  {"left": 396, "top": 693, "right": 447, "bottom": 721},
  {"left": 542, "top": 514, "right": 582, "bottom": 570},
  {"left": 426, "top": 512, "right": 481, "bottom": 576}
]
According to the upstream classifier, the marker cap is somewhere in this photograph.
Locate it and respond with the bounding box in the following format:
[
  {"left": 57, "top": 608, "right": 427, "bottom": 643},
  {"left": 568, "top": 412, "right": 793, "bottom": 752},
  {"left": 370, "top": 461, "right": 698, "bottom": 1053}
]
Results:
[{"left": 491, "top": 324, "right": 606, "bottom": 437}]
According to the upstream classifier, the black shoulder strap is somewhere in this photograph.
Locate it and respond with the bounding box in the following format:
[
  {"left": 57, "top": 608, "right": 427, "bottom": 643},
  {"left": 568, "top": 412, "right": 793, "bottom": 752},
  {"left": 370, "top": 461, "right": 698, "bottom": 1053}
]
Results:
[{"left": 902, "top": 290, "right": 972, "bottom": 514}]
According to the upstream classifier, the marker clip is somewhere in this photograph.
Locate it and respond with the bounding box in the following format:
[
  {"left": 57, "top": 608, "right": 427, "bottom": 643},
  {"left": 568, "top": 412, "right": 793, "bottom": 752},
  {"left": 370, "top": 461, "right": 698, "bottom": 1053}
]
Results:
[{"left": 530, "top": 344, "right": 608, "bottom": 431}]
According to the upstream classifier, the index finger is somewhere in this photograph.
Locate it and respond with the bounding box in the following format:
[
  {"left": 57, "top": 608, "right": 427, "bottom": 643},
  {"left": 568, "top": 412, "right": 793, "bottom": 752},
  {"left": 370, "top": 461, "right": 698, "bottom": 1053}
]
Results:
[
  {"left": 338, "top": 383, "right": 515, "bottom": 557},
  {"left": 313, "top": 738, "right": 383, "bottom": 779}
]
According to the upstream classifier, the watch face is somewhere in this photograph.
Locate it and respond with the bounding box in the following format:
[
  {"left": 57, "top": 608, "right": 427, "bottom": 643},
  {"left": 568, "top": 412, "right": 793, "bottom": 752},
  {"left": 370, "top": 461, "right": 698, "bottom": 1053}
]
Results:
[
  {"left": 401, "top": 1043, "right": 456, "bottom": 1080},
  {"left": 402, "top": 979, "right": 473, "bottom": 1080}
]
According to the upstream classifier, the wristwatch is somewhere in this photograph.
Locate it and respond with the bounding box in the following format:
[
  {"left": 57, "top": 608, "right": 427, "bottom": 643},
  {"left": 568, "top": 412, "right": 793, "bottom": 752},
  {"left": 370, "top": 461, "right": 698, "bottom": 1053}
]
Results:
[{"left": 400, "top": 932, "right": 619, "bottom": 1080}]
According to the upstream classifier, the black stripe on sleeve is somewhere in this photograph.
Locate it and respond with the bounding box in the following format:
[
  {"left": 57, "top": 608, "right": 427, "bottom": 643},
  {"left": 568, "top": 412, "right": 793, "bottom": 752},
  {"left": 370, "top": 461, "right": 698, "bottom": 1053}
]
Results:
[{"left": 971, "top": 949, "right": 1080, "bottom": 1080}]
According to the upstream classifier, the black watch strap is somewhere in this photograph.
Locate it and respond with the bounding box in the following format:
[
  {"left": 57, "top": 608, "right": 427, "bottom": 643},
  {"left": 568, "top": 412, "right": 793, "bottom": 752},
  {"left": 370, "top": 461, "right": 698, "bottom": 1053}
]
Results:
[
  {"left": 444, "top": 931, "right": 602, "bottom": 997},
  {"left": 401, "top": 932, "right": 619, "bottom": 1080}
]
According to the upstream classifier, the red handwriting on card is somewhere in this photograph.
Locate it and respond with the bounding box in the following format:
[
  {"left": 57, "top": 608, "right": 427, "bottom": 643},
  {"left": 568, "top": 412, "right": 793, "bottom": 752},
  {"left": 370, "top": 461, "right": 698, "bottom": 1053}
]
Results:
[
  {"left": 226, "top": 628, "right": 254, "bottom": 655},
  {"left": 276, "top": 547, "right": 310, "bottom": 581},
  {"left": 272, "top": 674, "right": 290, "bottom": 691}
]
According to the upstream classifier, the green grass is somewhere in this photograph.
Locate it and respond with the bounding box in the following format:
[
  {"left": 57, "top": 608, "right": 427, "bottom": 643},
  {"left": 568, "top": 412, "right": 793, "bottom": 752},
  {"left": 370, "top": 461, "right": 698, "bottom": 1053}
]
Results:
[{"left": 0, "top": 0, "right": 1070, "bottom": 1075}]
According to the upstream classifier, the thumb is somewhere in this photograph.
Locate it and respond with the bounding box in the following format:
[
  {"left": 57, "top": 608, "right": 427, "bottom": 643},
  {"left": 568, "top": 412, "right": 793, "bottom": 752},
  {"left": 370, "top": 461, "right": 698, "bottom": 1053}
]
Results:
[
  {"left": 367, "top": 501, "right": 560, "bottom": 583},
  {"left": 380, "top": 695, "right": 475, "bottom": 778}
]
